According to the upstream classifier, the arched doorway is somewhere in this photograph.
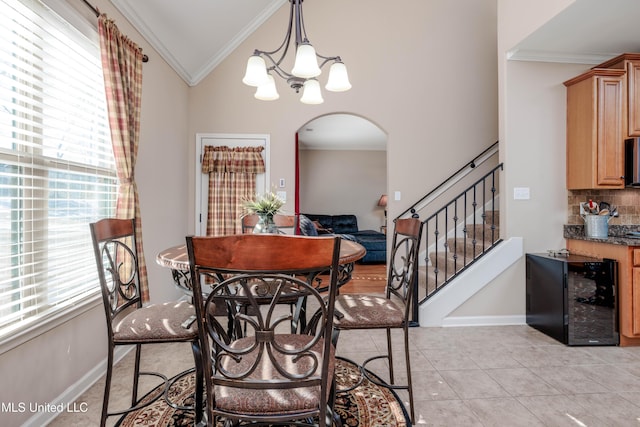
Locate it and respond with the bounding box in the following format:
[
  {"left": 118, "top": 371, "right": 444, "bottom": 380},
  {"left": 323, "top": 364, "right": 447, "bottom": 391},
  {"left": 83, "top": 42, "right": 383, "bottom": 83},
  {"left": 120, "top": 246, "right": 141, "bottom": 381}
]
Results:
[{"left": 295, "top": 113, "right": 388, "bottom": 232}]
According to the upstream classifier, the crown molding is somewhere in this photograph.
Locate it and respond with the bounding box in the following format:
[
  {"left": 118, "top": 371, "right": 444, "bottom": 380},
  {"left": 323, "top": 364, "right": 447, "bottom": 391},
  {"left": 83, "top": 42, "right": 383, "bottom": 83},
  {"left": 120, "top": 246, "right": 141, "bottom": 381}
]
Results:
[
  {"left": 111, "top": 0, "right": 286, "bottom": 86},
  {"left": 506, "top": 49, "right": 617, "bottom": 65}
]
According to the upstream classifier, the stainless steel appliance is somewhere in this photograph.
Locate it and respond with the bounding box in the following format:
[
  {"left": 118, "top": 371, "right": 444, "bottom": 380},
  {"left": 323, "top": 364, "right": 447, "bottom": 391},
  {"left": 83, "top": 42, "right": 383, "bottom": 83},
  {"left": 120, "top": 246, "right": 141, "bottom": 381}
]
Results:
[
  {"left": 625, "top": 137, "right": 640, "bottom": 186},
  {"left": 526, "top": 253, "right": 618, "bottom": 346}
]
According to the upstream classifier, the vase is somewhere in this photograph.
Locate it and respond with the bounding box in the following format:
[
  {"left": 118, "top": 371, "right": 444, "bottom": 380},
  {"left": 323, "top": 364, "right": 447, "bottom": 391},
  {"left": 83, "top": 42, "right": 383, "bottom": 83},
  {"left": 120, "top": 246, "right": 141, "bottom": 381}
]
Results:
[{"left": 253, "top": 214, "right": 277, "bottom": 234}]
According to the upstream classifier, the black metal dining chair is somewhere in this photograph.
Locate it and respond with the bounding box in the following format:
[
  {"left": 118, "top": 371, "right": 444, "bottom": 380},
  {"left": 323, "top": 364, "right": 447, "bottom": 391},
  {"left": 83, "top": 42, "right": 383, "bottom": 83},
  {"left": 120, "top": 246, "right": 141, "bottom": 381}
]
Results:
[
  {"left": 90, "top": 218, "right": 203, "bottom": 427},
  {"left": 332, "top": 217, "right": 423, "bottom": 424},
  {"left": 186, "top": 233, "right": 342, "bottom": 427}
]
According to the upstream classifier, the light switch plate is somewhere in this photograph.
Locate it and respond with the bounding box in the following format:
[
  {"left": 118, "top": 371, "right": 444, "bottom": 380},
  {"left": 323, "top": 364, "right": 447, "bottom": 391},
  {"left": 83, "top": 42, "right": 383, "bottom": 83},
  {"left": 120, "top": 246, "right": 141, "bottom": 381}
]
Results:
[{"left": 513, "top": 187, "right": 530, "bottom": 200}]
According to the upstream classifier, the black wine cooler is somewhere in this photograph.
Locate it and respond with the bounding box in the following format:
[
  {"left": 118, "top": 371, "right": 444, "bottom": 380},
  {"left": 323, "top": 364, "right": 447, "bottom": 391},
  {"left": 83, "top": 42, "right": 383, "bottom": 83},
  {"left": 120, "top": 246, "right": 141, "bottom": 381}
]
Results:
[{"left": 526, "top": 253, "right": 618, "bottom": 346}]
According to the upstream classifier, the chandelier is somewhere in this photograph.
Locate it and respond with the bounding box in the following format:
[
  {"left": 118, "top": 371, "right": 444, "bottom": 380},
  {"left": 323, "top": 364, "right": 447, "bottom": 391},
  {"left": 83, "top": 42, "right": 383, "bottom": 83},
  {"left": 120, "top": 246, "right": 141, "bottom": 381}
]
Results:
[{"left": 242, "top": 0, "right": 351, "bottom": 104}]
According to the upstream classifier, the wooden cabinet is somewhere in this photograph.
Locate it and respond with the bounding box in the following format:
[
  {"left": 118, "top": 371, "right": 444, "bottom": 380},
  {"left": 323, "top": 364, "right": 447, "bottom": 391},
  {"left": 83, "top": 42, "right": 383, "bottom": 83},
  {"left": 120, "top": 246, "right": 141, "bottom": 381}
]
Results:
[
  {"left": 633, "top": 248, "right": 640, "bottom": 335},
  {"left": 567, "top": 239, "right": 640, "bottom": 346},
  {"left": 564, "top": 69, "right": 626, "bottom": 190},
  {"left": 597, "top": 53, "right": 640, "bottom": 137}
]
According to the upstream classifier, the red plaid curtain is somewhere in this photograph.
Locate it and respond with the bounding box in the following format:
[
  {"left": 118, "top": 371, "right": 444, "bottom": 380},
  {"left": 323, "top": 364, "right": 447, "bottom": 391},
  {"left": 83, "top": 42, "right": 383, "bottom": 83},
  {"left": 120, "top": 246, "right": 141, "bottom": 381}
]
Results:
[
  {"left": 202, "top": 146, "right": 265, "bottom": 236},
  {"left": 98, "top": 15, "right": 149, "bottom": 300}
]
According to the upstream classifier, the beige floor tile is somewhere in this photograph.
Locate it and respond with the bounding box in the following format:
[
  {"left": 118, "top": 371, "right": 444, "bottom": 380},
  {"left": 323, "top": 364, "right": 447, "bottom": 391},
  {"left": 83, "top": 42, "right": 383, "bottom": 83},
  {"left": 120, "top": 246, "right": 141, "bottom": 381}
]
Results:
[
  {"left": 413, "top": 399, "right": 483, "bottom": 426},
  {"left": 439, "top": 369, "right": 510, "bottom": 399},
  {"left": 464, "top": 397, "right": 545, "bottom": 426},
  {"left": 570, "top": 392, "right": 640, "bottom": 425},
  {"left": 409, "top": 370, "right": 459, "bottom": 401},
  {"left": 47, "top": 325, "right": 640, "bottom": 426},
  {"left": 466, "top": 346, "right": 524, "bottom": 369},
  {"left": 516, "top": 394, "right": 607, "bottom": 426},
  {"left": 421, "top": 347, "right": 481, "bottom": 371},
  {"left": 485, "top": 367, "right": 561, "bottom": 396},
  {"left": 528, "top": 365, "right": 611, "bottom": 395},
  {"left": 572, "top": 363, "right": 640, "bottom": 392}
]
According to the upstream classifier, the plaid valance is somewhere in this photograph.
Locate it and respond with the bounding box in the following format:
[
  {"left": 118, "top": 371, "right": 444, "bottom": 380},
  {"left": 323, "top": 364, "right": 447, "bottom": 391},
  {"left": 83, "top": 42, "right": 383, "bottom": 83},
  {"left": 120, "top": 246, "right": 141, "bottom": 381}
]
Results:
[{"left": 202, "top": 146, "right": 265, "bottom": 174}]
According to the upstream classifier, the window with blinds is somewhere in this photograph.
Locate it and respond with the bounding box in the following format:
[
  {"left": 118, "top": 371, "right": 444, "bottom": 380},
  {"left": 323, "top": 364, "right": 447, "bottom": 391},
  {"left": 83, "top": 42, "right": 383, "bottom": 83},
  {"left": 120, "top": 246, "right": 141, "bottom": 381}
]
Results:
[{"left": 0, "top": 0, "right": 117, "bottom": 342}]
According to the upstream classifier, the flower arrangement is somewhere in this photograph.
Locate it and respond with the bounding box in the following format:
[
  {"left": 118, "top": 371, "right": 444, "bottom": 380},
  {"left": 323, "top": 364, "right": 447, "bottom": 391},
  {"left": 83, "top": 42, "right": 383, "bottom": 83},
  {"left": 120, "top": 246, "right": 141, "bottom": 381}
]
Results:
[{"left": 242, "top": 191, "right": 284, "bottom": 217}]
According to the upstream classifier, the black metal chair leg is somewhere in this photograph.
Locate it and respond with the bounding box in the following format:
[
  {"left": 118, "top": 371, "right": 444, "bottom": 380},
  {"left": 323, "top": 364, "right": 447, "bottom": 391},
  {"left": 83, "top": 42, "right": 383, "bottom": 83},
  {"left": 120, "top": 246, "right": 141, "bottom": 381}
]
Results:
[
  {"left": 132, "top": 343, "right": 142, "bottom": 406},
  {"left": 192, "top": 341, "right": 205, "bottom": 426},
  {"left": 101, "top": 348, "right": 114, "bottom": 427}
]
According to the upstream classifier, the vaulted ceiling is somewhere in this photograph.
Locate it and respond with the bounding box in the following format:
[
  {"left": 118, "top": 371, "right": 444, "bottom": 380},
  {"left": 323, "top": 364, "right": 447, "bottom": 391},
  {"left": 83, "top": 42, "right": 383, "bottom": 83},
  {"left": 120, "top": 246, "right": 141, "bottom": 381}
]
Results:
[
  {"left": 110, "top": 0, "right": 286, "bottom": 86},
  {"left": 109, "top": 0, "right": 640, "bottom": 150},
  {"left": 110, "top": 0, "right": 640, "bottom": 88}
]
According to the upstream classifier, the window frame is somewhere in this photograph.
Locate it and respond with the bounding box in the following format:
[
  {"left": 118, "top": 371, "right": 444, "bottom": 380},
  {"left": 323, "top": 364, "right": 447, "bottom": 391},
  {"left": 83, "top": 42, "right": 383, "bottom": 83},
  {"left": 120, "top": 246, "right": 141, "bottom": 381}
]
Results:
[{"left": 0, "top": 0, "right": 117, "bottom": 354}]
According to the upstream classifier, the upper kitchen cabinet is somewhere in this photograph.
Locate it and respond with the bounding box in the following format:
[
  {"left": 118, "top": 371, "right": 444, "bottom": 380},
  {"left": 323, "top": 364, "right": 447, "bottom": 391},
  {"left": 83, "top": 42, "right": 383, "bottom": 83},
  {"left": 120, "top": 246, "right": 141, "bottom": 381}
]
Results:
[
  {"left": 564, "top": 68, "right": 626, "bottom": 190},
  {"left": 597, "top": 53, "right": 640, "bottom": 137}
]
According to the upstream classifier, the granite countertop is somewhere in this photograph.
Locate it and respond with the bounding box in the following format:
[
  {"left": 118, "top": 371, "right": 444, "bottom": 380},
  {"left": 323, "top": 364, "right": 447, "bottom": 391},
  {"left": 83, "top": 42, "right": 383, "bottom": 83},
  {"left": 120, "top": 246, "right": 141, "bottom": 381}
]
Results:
[{"left": 564, "top": 224, "right": 640, "bottom": 246}]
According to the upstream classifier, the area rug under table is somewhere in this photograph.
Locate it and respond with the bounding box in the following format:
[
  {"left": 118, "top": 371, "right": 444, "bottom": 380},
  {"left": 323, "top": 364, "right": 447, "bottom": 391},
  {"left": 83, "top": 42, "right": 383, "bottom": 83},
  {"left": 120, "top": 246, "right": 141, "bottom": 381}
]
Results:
[{"left": 116, "top": 357, "right": 409, "bottom": 426}]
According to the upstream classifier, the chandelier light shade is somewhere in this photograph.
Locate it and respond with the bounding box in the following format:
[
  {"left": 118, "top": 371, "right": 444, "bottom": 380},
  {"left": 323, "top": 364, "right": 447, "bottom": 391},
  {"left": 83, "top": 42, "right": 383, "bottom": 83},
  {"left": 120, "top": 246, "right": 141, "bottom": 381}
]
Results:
[
  {"left": 325, "top": 61, "right": 351, "bottom": 91},
  {"left": 254, "top": 74, "right": 280, "bottom": 100},
  {"left": 300, "top": 78, "right": 323, "bottom": 104},
  {"left": 242, "top": 55, "right": 270, "bottom": 86},
  {"left": 242, "top": 0, "right": 351, "bottom": 104},
  {"left": 292, "top": 43, "right": 321, "bottom": 78}
]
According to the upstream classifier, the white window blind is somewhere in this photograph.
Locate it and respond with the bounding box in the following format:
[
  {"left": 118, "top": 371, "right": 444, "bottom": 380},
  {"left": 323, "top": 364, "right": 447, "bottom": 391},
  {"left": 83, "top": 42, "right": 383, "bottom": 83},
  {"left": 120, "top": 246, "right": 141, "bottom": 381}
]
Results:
[{"left": 0, "top": 0, "right": 117, "bottom": 341}]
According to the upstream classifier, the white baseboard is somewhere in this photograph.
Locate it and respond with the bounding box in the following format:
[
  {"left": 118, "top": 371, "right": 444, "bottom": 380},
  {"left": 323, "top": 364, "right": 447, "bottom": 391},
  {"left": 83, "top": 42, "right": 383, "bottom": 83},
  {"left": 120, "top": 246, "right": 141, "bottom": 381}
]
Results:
[
  {"left": 23, "top": 346, "right": 132, "bottom": 427},
  {"left": 441, "top": 314, "right": 526, "bottom": 327},
  {"left": 419, "top": 237, "right": 524, "bottom": 327}
]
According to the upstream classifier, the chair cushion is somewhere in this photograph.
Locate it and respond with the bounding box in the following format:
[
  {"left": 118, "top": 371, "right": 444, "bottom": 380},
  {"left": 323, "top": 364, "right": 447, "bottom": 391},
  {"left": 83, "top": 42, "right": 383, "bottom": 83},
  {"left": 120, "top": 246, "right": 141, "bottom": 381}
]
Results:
[
  {"left": 333, "top": 294, "right": 405, "bottom": 329},
  {"left": 113, "top": 300, "right": 197, "bottom": 343},
  {"left": 214, "top": 334, "right": 335, "bottom": 416}
]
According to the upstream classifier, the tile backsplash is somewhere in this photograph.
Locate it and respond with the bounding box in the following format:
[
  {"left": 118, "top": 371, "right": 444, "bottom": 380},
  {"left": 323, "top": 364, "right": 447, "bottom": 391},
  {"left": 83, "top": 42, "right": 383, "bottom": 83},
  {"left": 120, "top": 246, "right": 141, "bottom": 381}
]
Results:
[{"left": 568, "top": 188, "right": 640, "bottom": 225}]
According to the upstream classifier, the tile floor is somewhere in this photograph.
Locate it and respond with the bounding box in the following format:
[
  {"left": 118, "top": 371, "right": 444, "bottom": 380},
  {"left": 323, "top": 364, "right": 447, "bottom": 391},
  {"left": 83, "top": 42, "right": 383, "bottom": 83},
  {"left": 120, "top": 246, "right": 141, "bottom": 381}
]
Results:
[{"left": 49, "top": 325, "right": 640, "bottom": 426}]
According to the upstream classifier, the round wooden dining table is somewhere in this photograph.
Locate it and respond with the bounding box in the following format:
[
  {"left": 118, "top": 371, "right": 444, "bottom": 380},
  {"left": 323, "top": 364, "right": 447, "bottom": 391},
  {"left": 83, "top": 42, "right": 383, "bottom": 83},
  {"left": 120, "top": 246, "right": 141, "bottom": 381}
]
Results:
[{"left": 156, "top": 237, "right": 366, "bottom": 295}]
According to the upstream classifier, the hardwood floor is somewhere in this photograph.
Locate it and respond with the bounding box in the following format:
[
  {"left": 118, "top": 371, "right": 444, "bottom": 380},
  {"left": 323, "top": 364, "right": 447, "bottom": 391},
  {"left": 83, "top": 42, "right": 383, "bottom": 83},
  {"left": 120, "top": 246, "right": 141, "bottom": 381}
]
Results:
[{"left": 340, "top": 262, "right": 386, "bottom": 294}]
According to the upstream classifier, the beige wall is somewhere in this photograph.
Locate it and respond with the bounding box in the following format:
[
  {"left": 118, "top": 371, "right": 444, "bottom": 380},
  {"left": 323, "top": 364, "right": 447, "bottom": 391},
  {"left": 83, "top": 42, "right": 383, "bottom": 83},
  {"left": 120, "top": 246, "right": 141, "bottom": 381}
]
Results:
[
  {"left": 457, "top": 0, "right": 580, "bottom": 319},
  {"left": 299, "top": 150, "right": 387, "bottom": 231},
  {"left": 187, "top": 0, "right": 499, "bottom": 231}
]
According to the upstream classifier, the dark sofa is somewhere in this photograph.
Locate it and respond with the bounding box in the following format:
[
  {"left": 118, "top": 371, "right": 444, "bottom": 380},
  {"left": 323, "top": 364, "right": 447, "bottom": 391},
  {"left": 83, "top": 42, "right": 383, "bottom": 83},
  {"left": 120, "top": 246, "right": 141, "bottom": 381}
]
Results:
[{"left": 300, "top": 214, "right": 386, "bottom": 264}]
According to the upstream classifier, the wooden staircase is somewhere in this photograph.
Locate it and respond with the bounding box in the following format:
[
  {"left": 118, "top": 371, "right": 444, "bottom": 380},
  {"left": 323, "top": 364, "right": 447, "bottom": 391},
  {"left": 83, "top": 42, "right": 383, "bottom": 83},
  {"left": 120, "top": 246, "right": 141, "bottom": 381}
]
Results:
[{"left": 419, "top": 210, "right": 500, "bottom": 300}]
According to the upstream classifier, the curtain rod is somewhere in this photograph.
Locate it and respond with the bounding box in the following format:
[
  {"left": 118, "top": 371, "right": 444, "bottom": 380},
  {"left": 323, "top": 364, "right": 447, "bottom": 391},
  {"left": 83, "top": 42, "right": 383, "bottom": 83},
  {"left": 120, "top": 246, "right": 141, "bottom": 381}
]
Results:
[{"left": 81, "top": 0, "right": 149, "bottom": 63}]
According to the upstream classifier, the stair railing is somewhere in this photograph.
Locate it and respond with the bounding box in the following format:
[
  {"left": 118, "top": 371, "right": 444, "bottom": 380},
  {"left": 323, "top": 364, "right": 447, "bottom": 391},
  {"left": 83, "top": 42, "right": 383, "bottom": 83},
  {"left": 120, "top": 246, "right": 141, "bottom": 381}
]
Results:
[
  {"left": 398, "top": 141, "right": 499, "bottom": 219},
  {"left": 395, "top": 142, "right": 502, "bottom": 325}
]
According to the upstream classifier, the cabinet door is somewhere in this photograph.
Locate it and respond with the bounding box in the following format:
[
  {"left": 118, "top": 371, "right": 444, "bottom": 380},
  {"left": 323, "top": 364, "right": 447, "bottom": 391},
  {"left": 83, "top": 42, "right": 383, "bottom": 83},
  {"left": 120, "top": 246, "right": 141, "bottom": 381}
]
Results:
[
  {"left": 596, "top": 74, "right": 625, "bottom": 187},
  {"left": 633, "top": 268, "right": 640, "bottom": 335},
  {"left": 565, "top": 69, "right": 625, "bottom": 189},
  {"left": 633, "top": 249, "right": 640, "bottom": 335},
  {"left": 626, "top": 60, "right": 640, "bottom": 136}
]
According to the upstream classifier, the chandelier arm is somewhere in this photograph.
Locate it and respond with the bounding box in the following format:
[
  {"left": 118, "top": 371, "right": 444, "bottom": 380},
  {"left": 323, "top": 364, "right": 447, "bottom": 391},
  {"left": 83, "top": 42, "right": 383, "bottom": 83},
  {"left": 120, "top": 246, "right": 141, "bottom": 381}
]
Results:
[
  {"left": 316, "top": 56, "right": 341, "bottom": 68},
  {"left": 259, "top": 0, "right": 296, "bottom": 65},
  {"left": 244, "top": 0, "right": 348, "bottom": 103},
  {"left": 295, "top": 0, "right": 306, "bottom": 45},
  {"left": 268, "top": 64, "right": 294, "bottom": 81}
]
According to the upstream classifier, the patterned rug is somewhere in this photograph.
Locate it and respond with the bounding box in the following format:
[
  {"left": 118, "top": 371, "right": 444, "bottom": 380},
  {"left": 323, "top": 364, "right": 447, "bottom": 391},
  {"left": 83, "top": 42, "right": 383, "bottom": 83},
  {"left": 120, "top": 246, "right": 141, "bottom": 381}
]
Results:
[{"left": 116, "top": 358, "right": 409, "bottom": 426}]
